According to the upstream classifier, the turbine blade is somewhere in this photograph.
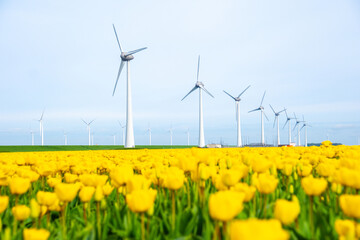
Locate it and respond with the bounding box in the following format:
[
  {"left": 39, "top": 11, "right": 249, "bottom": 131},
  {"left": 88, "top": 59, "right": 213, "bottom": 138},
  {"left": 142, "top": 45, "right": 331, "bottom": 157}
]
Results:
[
  {"left": 81, "top": 119, "right": 88, "bottom": 125},
  {"left": 300, "top": 124, "right": 305, "bottom": 131},
  {"left": 293, "top": 122, "right": 299, "bottom": 131},
  {"left": 278, "top": 108, "right": 286, "bottom": 114},
  {"left": 89, "top": 119, "right": 95, "bottom": 125},
  {"left": 248, "top": 108, "right": 260, "bottom": 113},
  {"left": 283, "top": 119, "right": 289, "bottom": 129},
  {"left": 273, "top": 116, "right": 277, "bottom": 128},
  {"left": 293, "top": 112, "right": 297, "bottom": 120},
  {"left": 302, "top": 114, "right": 305, "bottom": 121},
  {"left": 223, "top": 90, "right": 236, "bottom": 100},
  {"left": 284, "top": 109, "right": 289, "bottom": 118},
  {"left": 125, "top": 47, "right": 147, "bottom": 56},
  {"left": 238, "top": 85, "right": 251, "bottom": 98},
  {"left": 269, "top": 104, "right": 276, "bottom": 114},
  {"left": 263, "top": 110, "right": 269, "bottom": 121},
  {"left": 112, "top": 24, "right": 123, "bottom": 52},
  {"left": 112, "top": 61, "right": 125, "bottom": 96},
  {"left": 197, "top": 55, "right": 200, "bottom": 81},
  {"left": 201, "top": 86, "right": 214, "bottom": 98},
  {"left": 260, "top": 91, "right": 266, "bottom": 106},
  {"left": 181, "top": 86, "right": 198, "bottom": 101}
]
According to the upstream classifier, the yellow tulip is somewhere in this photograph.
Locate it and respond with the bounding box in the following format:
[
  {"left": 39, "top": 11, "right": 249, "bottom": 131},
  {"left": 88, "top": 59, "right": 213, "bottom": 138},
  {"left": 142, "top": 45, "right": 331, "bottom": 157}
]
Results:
[
  {"left": 321, "top": 140, "right": 332, "bottom": 147},
  {"left": 161, "top": 167, "right": 185, "bottom": 190},
  {"left": 55, "top": 183, "right": 80, "bottom": 202},
  {"left": 208, "top": 190, "right": 244, "bottom": 221},
  {"left": 23, "top": 228, "right": 50, "bottom": 240},
  {"left": 9, "top": 177, "right": 30, "bottom": 195},
  {"left": 230, "top": 219, "right": 289, "bottom": 240},
  {"left": 46, "top": 177, "right": 62, "bottom": 188},
  {"left": 64, "top": 173, "right": 78, "bottom": 183},
  {"left": 301, "top": 176, "right": 327, "bottom": 196},
  {"left": 94, "top": 186, "right": 104, "bottom": 202},
  {"left": 127, "top": 175, "right": 151, "bottom": 194},
  {"left": 79, "top": 186, "right": 95, "bottom": 202},
  {"left": 36, "top": 191, "right": 57, "bottom": 207},
  {"left": 0, "top": 196, "right": 9, "bottom": 213},
  {"left": 297, "top": 164, "right": 312, "bottom": 177},
  {"left": 102, "top": 182, "right": 114, "bottom": 196},
  {"left": 30, "top": 199, "right": 40, "bottom": 218},
  {"left": 12, "top": 205, "right": 31, "bottom": 221},
  {"left": 110, "top": 166, "right": 133, "bottom": 188},
  {"left": 340, "top": 195, "right": 360, "bottom": 219},
  {"left": 231, "top": 183, "right": 256, "bottom": 202},
  {"left": 255, "top": 173, "right": 278, "bottom": 194},
  {"left": 274, "top": 196, "right": 300, "bottom": 225},
  {"left": 221, "top": 169, "right": 242, "bottom": 187},
  {"left": 79, "top": 174, "right": 108, "bottom": 187},
  {"left": 335, "top": 219, "right": 355, "bottom": 240},
  {"left": 126, "top": 189, "right": 157, "bottom": 213}
]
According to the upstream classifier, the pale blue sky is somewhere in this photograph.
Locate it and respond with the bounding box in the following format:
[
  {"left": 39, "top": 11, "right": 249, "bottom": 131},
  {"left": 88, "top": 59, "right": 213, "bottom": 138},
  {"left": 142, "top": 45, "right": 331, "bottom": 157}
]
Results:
[{"left": 0, "top": 0, "right": 359, "bottom": 145}]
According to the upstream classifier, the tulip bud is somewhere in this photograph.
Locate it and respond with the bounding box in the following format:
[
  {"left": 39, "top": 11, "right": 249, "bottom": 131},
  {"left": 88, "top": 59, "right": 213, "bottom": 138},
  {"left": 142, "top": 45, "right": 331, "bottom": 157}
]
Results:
[{"left": 30, "top": 199, "right": 40, "bottom": 218}]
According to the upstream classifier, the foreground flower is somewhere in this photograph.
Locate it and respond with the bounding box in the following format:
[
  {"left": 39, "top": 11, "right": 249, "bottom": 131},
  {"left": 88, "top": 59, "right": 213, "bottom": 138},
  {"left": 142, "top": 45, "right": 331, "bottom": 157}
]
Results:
[
  {"left": 0, "top": 196, "right": 9, "bottom": 213},
  {"left": 255, "top": 173, "right": 278, "bottom": 194},
  {"left": 301, "top": 175, "right": 327, "bottom": 196},
  {"left": 231, "top": 183, "right": 256, "bottom": 202},
  {"left": 230, "top": 219, "right": 289, "bottom": 240},
  {"left": 30, "top": 199, "right": 41, "bottom": 218},
  {"left": 79, "top": 186, "right": 95, "bottom": 202},
  {"left": 161, "top": 167, "right": 185, "bottom": 190},
  {"left": 335, "top": 219, "right": 355, "bottom": 240},
  {"left": 36, "top": 191, "right": 57, "bottom": 207},
  {"left": 208, "top": 190, "right": 244, "bottom": 221},
  {"left": 12, "top": 205, "right": 31, "bottom": 221},
  {"left": 126, "top": 189, "right": 157, "bottom": 213},
  {"left": 340, "top": 195, "right": 360, "bottom": 219},
  {"left": 9, "top": 177, "right": 30, "bottom": 195},
  {"left": 274, "top": 196, "right": 300, "bottom": 225},
  {"left": 23, "top": 228, "right": 50, "bottom": 240},
  {"left": 55, "top": 183, "right": 80, "bottom": 202}
]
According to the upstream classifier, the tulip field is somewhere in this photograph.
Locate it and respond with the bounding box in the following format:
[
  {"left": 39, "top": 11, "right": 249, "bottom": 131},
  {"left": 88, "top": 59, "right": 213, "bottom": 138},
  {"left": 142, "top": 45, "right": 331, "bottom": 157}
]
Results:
[{"left": 0, "top": 141, "right": 359, "bottom": 240}]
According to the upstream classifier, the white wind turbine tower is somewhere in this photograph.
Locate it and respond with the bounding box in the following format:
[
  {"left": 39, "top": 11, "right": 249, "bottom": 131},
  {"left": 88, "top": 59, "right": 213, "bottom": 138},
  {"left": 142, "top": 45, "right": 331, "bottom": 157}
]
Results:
[
  {"left": 223, "top": 85, "right": 251, "bottom": 147},
  {"left": 112, "top": 24, "right": 147, "bottom": 148},
  {"left": 30, "top": 130, "right": 35, "bottom": 146},
  {"left": 118, "top": 121, "right": 125, "bottom": 146},
  {"left": 181, "top": 56, "right": 214, "bottom": 148},
  {"left": 147, "top": 127, "right": 152, "bottom": 146},
  {"left": 300, "top": 116, "right": 311, "bottom": 147},
  {"left": 111, "top": 134, "right": 116, "bottom": 145},
  {"left": 82, "top": 119, "right": 95, "bottom": 146},
  {"left": 168, "top": 126, "right": 173, "bottom": 146},
  {"left": 283, "top": 109, "right": 296, "bottom": 146},
  {"left": 63, "top": 131, "right": 68, "bottom": 146},
  {"left": 38, "top": 110, "right": 45, "bottom": 146},
  {"left": 269, "top": 105, "right": 286, "bottom": 147},
  {"left": 293, "top": 113, "right": 304, "bottom": 146},
  {"left": 249, "top": 91, "right": 268, "bottom": 146}
]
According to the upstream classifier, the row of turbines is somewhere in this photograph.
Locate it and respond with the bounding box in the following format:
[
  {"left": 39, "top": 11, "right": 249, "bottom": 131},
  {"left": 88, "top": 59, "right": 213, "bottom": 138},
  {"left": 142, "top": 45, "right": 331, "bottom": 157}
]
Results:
[{"left": 110, "top": 24, "right": 311, "bottom": 148}]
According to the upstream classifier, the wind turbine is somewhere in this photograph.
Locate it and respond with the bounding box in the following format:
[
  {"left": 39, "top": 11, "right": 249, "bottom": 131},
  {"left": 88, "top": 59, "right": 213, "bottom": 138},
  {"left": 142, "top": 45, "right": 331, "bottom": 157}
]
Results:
[
  {"left": 269, "top": 105, "right": 286, "bottom": 147},
  {"left": 111, "top": 134, "right": 116, "bottom": 145},
  {"left": 82, "top": 119, "right": 95, "bottom": 146},
  {"left": 300, "top": 116, "right": 311, "bottom": 147},
  {"left": 249, "top": 91, "right": 268, "bottom": 146},
  {"left": 112, "top": 24, "right": 147, "bottom": 148},
  {"left": 293, "top": 113, "right": 304, "bottom": 146},
  {"left": 30, "top": 130, "right": 35, "bottom": 146},
  {"left": 118, "top": 121, "right": 125, "bottom": 146},
  {"left": 283, "top": 109, "right": 296, "bottom": 146},
  {"left": 38, "top": 110, "right": 45, "bottom": 146},
  {"left": 181, "top": 56, "right": 214, "bottom": 148},
  {"left": 168, "top": 126, "right": 173, "bottom": 146},
  {"left": 63, "top": 131, "right": 68, "bottom": 146},
  {"left": 147, "top": 127, "right": 152, "bottom": 146},
  {"left": 223, "top": 85, "right": 251, "bottom": 147}
]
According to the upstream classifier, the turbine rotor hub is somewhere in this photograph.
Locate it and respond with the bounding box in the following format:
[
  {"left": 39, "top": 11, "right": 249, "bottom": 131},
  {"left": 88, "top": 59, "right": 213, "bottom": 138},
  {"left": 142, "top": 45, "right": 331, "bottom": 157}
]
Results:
[{"left": 121, "top": 53, "right": 134, "bottom": 61}]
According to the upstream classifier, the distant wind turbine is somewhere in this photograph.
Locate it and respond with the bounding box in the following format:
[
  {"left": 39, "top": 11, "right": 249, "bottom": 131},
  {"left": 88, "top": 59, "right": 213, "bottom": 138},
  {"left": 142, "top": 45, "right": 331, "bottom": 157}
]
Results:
[
  {"left": 181, "top": 56, "right": 214, "bottom": 148},
  {"left": 112, "top": 134, "right": 116, "bottom": 145},
  {"left": 293, "top": 113, "right": 304, "bottom": 146},
  {"left": 112, "top": 24, "right": 147, "bottom": 148},
  {"left": 223, "top": 85, "right": 251, "bottom": 147},
  {"left": 147, "top": 127, "right": 152, "bottom": 146},
  {"left": 300, "top": 116, "right": 311, "bottom": 147},
  {"left": 269, "top": 105, "right": 286, "bottom": 147},
  {"left": 38, "top": 110, "right": 45, "bottom": 146},
  {"left": 30, "top": 130, "right": 35, "bottom": 146},
  {"left": 283, "top": 109, "right": 296, "bottom": 145},
  {"left": 249, "top": 91, "right": 268, "bottom": 146},
  {"left": 168, "top": 126, "right": 173, "bottom": 146},
  {"left": 63, "top": 131, "right": 68, "bottom": 146},
  {"left": 118, "top": 121, "right": 125, "bottom": 146},
  {"left": 82, "top": 119, "right": 95, "bottom": 146}
]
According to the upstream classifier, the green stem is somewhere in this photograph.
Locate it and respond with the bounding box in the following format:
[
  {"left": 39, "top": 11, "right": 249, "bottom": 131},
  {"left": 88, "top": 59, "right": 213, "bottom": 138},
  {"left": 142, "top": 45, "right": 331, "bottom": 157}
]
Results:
[
  {"left": 62, "top": 202, "right": 67, "bottom": 240},
  {"left": 172, "top": 190, "right": 176, "bottom": 231},
  {"left": 263, "top": 194, "right": 268, "bottom": 218},
  {"left": 96, "top": 202, "right": 101, "bottom": 239},
  {"left": 13, "top": 219, "right": 17, "bottom": 237},
  {"left": 83, "top": 203, "right": 87, "bottom": 225},
  {"left": 141, "top": 212, "right": 145, "bottom": 240},
  {"left": 309, "top": 196, "right": 314, "bottom": 239},
  {"left": 186, "top": 180, "right": 191, "bottom": 208},
  {"left": 212, "top": 221, "right": 219, "bottom": 240}
]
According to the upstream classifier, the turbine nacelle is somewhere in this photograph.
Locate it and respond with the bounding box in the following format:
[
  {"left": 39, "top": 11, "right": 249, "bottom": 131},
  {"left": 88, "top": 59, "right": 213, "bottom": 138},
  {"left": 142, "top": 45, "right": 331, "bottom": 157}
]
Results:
[{"left": 120, "top": 53, "right": 134, "bottom": 61}]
